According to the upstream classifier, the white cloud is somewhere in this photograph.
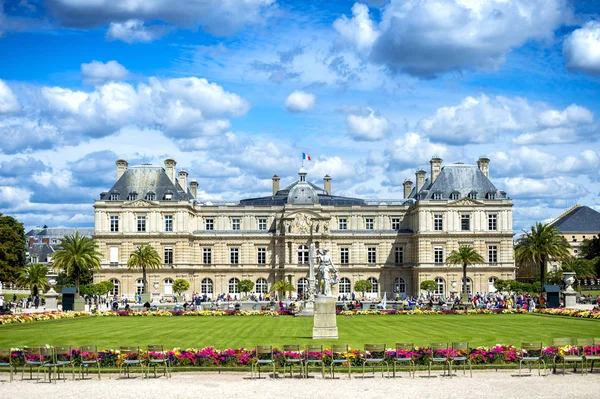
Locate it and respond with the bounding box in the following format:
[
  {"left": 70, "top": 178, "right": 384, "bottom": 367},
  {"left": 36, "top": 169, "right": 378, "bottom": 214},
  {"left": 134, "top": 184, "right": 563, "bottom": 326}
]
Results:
[
  {"left": 563, "top": 21, "right": 600, "bottom": 75},
  {"left": 106, "top": 20, "right": 168, "bottom": 43},
  {"left": 386, "top": 132, "right": 448, "bottom": 168},
  {"left": 308, "top": 156, "right": 356, "bottom": 181},
  {"left": 346, "top": 109, "right": 390, "bottom": 141},
  {"left": 0, "top": 80, "right": 20, "bottom": 113},
  {"left": 500, "top": 176, "right": 587, "bottom": 199},
  {"left": 334, "top": 0, "right": 571, "bottom": 78},
  {"left": 284, "top": 90, "right": 316, "bottom": 113},
  {"left": 32, "top": 169, "right": 72, "bottom": 189},
  {"left": 81, "top": 60, "right": 131, "bottom": 85}
]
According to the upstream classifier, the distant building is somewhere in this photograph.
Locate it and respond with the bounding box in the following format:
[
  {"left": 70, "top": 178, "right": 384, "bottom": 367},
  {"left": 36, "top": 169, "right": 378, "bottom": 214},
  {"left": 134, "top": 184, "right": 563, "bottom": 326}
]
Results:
[{"left": 25, "top": 227, "right": 94, "bottom": 265}]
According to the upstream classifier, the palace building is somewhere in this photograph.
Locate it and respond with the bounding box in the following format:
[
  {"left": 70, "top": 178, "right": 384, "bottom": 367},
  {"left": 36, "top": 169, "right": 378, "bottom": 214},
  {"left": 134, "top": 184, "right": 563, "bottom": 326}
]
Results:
[{"left": 92, "top": 157, "right": 515, "bottom": 299}]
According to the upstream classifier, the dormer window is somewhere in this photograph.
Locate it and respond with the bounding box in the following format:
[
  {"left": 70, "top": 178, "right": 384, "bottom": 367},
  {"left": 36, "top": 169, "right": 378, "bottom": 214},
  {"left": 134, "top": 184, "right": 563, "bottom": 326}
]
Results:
[
  {"left": 164, "top": 191, "right": 173, "bottom": 201},
  {"left": 432, "top": 192, "right": 443, "bottom": 200},
  {"left": 127, "top": 192, "right": 138, "bottom": 201},
  {"left": 468, "top": 191, "right": 477, "bottom": 200},
  {"left": 109, "top": 192, "right": 120, "bottom": 201},
  {"left": 486, "top": 191, "right": 496, "bottom": 200},
  {"left": 450, "top": 191, "right": 460, "bottom": 200},
  {"left": 146, "top": 192, "right": 156, "bottom": 201}
]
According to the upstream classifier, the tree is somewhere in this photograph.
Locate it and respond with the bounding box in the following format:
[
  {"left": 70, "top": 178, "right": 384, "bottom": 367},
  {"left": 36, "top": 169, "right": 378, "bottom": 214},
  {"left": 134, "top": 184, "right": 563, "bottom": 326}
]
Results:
[
  {"left": 580, "top": 235, "right": 600, "bottom": 260},
  {"left": 97, "top": 281, "right": 114, "bottom": 296},
  {"left": 52, "top": 232, "right": 102, "bottom": 295},
  {"left": 272, "top": 280, "right": 295, "bottom": 299},
  {"left": 420, "top": 280, "right": 437, "bottom": 294},
  {"left": 354, "top": 279, "right": 373, "bottom": 297},
  {"left": 172, "top": 279, "right": 190, "bottom": 296},
  {"left": 0, "top": 213, "right": 26, "bottom": 283},
  {"left": 446, "top": 245, "right": 484, "bottom": 298},
  {"left": 237, "top": 279, "right": 254, "bottom": 296},
  {"left": 18, "top": 263, "right": 49, "bottom": 297},
  {"left": 493, "top": 279, "right": 511, "bottom": 292},
  {"left": 127, "top": 244, "right": 162, "bottom": 295},
  {"left": 561, "top": 258, "right": 597, "bottom": 279},
  {"left": 515, "top": 223, "right": 571, "bottom": 289}
]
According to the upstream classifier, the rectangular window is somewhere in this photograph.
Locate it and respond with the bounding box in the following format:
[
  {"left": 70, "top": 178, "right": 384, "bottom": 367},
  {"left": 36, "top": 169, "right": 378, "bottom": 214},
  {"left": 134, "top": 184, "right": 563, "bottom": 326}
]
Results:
[
  {"left": 230, "top": 248, "right": 239, "bottom": 264},
  {"left": 232, "top": 218, "right": 240, "bottom": 230},
  {"left": 434, "top": 247, "right": 443, "bottom": 264},
  {"left": 257, "top": 247, "right": 266, "bottom": 264},
  {"left": 205, "top": 219, "right": 214, "bottom": 231},
  {"left": 367, "top": 247, "right": 376, "bottom": 264},
  {"left": 365, "top": 218, "right": 374, "bottom": 230},
  {"left": 258, "top": 218, "right": 267, "bottom": 231},
  {"left": 338, "top": 218, "right": 348, "bottom": 230},
  {"left": 461, "top": 214, "right": 470, "bottom": 231},
  {"left": 164, "top": 248, "right": 173, "bottom": 264},
  {"left": 340, "top": 248, "right": 349, "bottom": 264},
  {"left": 434, "top": 214, "right": 443, "bottom": 231},
  {"left": 110, "top": 215, "right": 119, "bottom": 232},
  {"left": 488, "top": 246, "right": 498, "bottom": 263},
  {"left": 137, "top": 216, "right": 146, "bottom": 232},
  {"left": 488, "top": 214, "right": 497, "bottom": 231},
  {"left": 395, "top": 247, "right": 404, "bottom": 265},
  {"left": 164, "top": 215, "right": 173, "bottom": 232},
  {"left": 203, "top": 248, "right": 212, "bottom": 264},
  {"left": 392, "top": 218, "right": 401, "bottom": 230},
  {"left": 109, "top": 247, "right": 119, "bottom": 265}
]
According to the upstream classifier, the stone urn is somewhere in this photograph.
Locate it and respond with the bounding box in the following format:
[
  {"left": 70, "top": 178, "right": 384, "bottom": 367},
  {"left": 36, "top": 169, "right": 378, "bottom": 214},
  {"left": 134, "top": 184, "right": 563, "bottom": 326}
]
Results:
[{"left": 563, "top": 271, "right": 576, "bottom": 293}]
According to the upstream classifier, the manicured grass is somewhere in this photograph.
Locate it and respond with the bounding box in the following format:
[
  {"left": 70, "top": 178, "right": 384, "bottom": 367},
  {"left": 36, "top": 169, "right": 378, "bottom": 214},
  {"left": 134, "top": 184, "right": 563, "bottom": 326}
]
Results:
[{"left": 2, "top": 314, "right": 599, "bottom": 349}]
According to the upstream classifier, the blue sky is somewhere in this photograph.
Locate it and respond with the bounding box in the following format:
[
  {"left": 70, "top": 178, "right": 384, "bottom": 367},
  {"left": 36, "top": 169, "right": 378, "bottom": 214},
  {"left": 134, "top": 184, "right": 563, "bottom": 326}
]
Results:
[{"left": 0, "top": 0, "right": 599, "bottom": 232}]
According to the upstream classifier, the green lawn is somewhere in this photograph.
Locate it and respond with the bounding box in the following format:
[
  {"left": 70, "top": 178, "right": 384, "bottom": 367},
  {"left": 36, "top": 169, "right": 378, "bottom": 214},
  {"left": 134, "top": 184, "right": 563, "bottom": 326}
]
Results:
[{"left": 2, "top": 314, "right": 599, "bottom": 349}]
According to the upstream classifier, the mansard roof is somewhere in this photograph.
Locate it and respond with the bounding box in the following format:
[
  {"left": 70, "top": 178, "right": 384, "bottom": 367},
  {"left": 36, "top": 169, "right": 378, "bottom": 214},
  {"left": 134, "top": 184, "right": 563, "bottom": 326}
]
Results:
[
  {"left": 550, "top": 205, "right": 600, "bottom": 233},
  {"left": 100, "top": 165, "right": 192, "bottom": 202}
]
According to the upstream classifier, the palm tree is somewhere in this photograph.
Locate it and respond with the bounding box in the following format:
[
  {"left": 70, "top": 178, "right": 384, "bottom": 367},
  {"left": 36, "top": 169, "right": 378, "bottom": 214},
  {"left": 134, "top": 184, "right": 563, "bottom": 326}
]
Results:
[
  {"left": 52, "top": 232, "right": 102, "bottom": 295},
  {"left": 515, "top": 223, "right": 571, "bottom": 289},
  {"left": 19, "top": 263, "right": 49, "bottom": 296},
  {"left": 272, "top": 280, "right": 295, "bottom": 300},
  {"left": 127, "top": 244, "right": 162, "bottom": 294},
  {"left": 446, "top": 245, "right": 484, "bottom": 298}
]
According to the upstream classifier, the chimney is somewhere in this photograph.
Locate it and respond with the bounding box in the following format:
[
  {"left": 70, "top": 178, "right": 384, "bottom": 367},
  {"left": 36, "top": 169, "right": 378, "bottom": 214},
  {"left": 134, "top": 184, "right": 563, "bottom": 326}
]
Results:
[
  {"left": 178, "top": 170, "right": 188, "bottom": 194},
  {"left": 164, "top": 158, "right": 176, "bottom": 184},
  {"left": 477, "top": 156, "right": 490, "bottom": 178},
  {"left": 116, "top": 159, "right": 128, "bottom": 180},
  {"left": 430, "top": 156, "right": 442, "bottom": 183},
  {"left": 189, "top": 181, "right": 198, "bottom": 199},
  {"left": 403, "top": 179, "right": 413, "bottom": 199},
  {"left": 323, "top": 175, "right": 332, "bottom": 195},
  {"left": 416, "top": 169, "right": 426, "bottom": 192},
  {"left": 272, "top": 175, "right": 280, "bottom": 195}
]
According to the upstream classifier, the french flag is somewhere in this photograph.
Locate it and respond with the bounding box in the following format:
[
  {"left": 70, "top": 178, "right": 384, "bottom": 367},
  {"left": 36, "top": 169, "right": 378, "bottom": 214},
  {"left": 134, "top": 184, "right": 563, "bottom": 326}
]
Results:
[{"left": 302, "top": 152, "right": 311, "bottom": 161}]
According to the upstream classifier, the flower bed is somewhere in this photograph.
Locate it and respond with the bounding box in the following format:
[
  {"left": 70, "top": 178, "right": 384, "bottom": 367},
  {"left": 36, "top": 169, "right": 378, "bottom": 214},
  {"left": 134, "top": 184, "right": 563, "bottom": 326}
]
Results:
[
  {"left": 1, "top": 307, "right": 598, "bottom": 326},
  {"left": 7, "top": 344, "right": 600, "bottom": 369}
]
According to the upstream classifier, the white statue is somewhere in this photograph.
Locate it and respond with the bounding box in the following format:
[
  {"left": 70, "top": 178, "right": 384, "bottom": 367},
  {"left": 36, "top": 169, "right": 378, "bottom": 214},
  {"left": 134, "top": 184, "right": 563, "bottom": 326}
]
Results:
[{"left": 315, "top": 248, "right": 338, "bottom": 297}]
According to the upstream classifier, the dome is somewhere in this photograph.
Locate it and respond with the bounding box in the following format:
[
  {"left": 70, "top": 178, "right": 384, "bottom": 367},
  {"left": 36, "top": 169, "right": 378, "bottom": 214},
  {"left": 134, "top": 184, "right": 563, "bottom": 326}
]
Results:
[{"left": 287, "top": 182, "right": 319, "bottom": 205}]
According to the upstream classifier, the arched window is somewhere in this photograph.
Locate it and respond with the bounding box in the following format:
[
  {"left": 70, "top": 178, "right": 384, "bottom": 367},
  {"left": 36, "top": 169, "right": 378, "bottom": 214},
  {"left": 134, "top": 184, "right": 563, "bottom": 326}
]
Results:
[
  {"left": 297, "top": 245, "right": 309, "bottom": 264},
  {"left": 136, "top": 278, "right": 144, "bottom": 295},
  {"left": 297, "top": 278, "right": 309, "bottom": 298},
  {"left": 367, "top": 277, "right": 378, "bottom": 294},
  {"left": 460, "top": 278, "right": 472, "bottom": 294},
  {"left": 164, "top": 278, "right": 174, "bottom": 295},
  {"left": 201, "top": 278, "right": 213, "bottom": 294},
  {"left": 109, "top": 279, "right": 119, "bottom": 296},
  {"left": 394, "top": 277, "right": 406, "bottom": 294},
  {"left": 229, "top": 277, "right": 240, "bottom": 294},
  {"left": 434, "top": 277, "right": 445, "bottom": 295},
  {"left": 488, "top": 277, "right": 497, "bottom": 293},
  {"left": 255, "top": 278, "right": 268, "bottom": 294},
  {"left": 146, "top": 192, "right": 156, "bottom": 201},
  {"left": 338, "top": 277, "right": 351, "bottom": 294}
]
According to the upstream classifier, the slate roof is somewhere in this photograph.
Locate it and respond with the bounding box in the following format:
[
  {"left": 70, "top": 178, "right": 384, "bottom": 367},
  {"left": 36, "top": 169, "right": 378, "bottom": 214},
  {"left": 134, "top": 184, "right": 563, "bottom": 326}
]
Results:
[
  {"left": 100, "top": 165, "right": 192, "bottom": 201},
  {"left": 27, "top": 242, "right": 54, "bottom": 263},
  {"left": 25, "top": 228, "right": 94, "bottom": 238},
  {"left": 409, "top": 163, "right": 507, "bottom": 200},
  {"left": 550, "top": 205, "right": 600, "bottom": 233}
]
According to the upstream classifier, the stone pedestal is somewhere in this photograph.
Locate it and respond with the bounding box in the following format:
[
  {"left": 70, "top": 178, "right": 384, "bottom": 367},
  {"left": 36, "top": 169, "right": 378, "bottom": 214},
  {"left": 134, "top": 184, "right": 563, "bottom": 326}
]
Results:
[
  {"left": 563, "top": 291, "right": 577, "bottom": 308},
  {"left": 151, "top": 293, "right": 161, "bottom": 303},
  {"left": 295, "top": 300, "right": 315, "bottom": 317},
  {"left": 312, "top": 296, "right": 338, "bottom": 339},
  {"left": 73, "top": 297, "right": 86, "bottom": 311},
  {"left": 44, "top": 288, "right": 59, "bottom": 311},
  {"left": 141, "top": 293, "right": 151, "bottom": 304}
]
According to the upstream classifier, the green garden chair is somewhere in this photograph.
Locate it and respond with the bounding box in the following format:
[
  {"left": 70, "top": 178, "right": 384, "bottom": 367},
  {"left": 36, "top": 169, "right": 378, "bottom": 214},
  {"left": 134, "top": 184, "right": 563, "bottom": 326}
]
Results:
[
  {"left": 449, "top": 342, "right": 472, "bottom": 378},
  {"left": 37, "top": 346, "right": 58, "bottom": 383},
  {"left": 305, "top": 344, "right": 325, "bottom": 379},
  {"left": 282, "top": 345, "right": 303, "bottom": 378},
  {"left": 79, "top": 346, "right": 101, "bottom": 380},
  {"left": 362, "top": 344, "right": 389, "bottom": 378},
  {"left": 519, "top": 342, "right": 546, "bottom": 376},
  {"left": 54, "top": 346, "right": 76, "bottom": 381},
  {"left": 552, "top": 338, "right": 585, "bottom": 375},
  {"left": 146, "top": 345, "right": 170, "bottom": 379},
  {"left": 119, "top": 346, "right": 144, "bottom": 379},
  {"left": 22, "top": 346, "right": 44, "bottom": 381},
  {"left": 0, "top": 348, "right": 15, "bottom": 382},
  {"left": 428, "top": 342, "right": 449, "bottom": 377},
  {"left": 392, "top": 343, "right": 415, "bottom": 378},
  {"left": 251, "top": 346, "right": 276, "bottom": 379},
  {"left": 330, "top": 344, "right": 351, "bottom": 379},
  {"left": 583, "top": 338, "right": 600, "bottom": 373}
]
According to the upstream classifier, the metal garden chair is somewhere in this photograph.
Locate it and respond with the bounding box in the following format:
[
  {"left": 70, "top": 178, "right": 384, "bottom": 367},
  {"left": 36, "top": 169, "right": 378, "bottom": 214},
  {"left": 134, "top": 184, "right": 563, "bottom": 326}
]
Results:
[
  {"left": 330, "top": 344, "right": 351, "bottom": 379},
  {"left": 22, "top": 347, "right": 44, "bottom": 381},
  {"left": 79, "top": 345, "right": 101, "bottom": 380},
  {"left": 119, "top": 346, "right": 144, "bottom": 379},
  {"left": 54, "top": 346, "right": 76, "bottom": 381},
  {"left": 449, "top": 342, "right": 472, "bottom": 378},
  {"left": 428, "top": 342, "right": 449, "bottom": 377},
  {"left": 282, "top": 345, "right": 304, "bottom": 378},
  {"left": 362, "top": 344, "right": 389, "bottom": 378},
  {"left": 305, "top": 345, "right": 325, "bottom": 379},
  {"left": 0, "top": 348, "right": 15, "bottom": 382},
  {"left": 582, "top": 338, "right": 600, "bottom": 373},
  {"left": 251, "top": 346, "right": 276, "bottom": 379},
  {"left": 519, "top": 342, "right": 546, "bottom": 376},
  {"left": 146, "top": 345, "right": 170, "bottom": 379},
  {"left": 392, "top": 343, "right": 415, "bottom": 378},
  {"left": 37, "top": 346, "right": 58, "bottom": 383}
]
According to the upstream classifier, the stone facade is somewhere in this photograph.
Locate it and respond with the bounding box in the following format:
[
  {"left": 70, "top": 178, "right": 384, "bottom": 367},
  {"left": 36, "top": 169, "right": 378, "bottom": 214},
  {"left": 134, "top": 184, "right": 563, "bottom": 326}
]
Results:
[{"left": 93, "top": 157, "right": 515, "bottom": 299}]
